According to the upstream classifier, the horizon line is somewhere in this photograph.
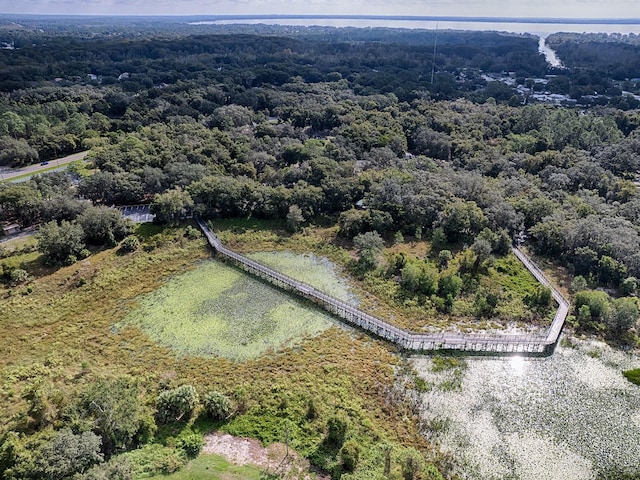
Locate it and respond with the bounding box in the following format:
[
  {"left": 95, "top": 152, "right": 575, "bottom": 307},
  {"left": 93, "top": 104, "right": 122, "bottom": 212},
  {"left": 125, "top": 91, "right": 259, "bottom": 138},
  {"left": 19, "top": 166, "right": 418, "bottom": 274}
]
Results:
[{"left": 1, "top": 13, "right": 640, "bottom": 25}]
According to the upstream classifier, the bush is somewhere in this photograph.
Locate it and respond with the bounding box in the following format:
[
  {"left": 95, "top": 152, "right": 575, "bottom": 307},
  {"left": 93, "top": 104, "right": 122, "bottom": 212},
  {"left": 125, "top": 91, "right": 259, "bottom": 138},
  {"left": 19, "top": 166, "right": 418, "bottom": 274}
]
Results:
[
  {"left": 176, "top": 432, "right": 203, "bottom": 459},
  {"left": 9, "top": 268, "right": 28, "bottom": 286},
  {"left": 123, "top": 444, "right": 186, "bottom": 476},
  {"left": 623, "top": 369, "right": 640, "bottom": 385},
  {"left": 327, "top": 413, "right": 349, "bottom": 448},
  {"left": 183, "top": 225, "right": 200, "bottom": 240},
  {"left": 120, "top": 236, "right": 140, "bottom": 253},
  {"left": 36, "top": 220, "right": 86, "bottom": 265},
  {"left": 340, "top": 439, "right": 361, "bottom": 472},
  {"left": 203, "top": 391, "right": 232, "bottom": 421},
  {"left": 156, "top": 385, "right": 199, "bottom": 424}
]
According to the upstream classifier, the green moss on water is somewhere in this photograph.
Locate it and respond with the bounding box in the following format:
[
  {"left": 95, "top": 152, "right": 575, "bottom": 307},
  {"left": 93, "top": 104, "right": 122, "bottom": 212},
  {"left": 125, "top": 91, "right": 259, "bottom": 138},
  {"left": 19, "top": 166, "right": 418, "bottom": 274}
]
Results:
[{"left": 118, "top": 253, "right": 354, "bottom": 361}]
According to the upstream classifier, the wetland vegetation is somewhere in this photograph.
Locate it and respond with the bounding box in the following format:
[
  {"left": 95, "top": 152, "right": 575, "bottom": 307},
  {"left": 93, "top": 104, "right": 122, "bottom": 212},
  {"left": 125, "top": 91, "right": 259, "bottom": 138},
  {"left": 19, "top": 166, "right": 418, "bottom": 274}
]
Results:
[
  {"left": 118, "top": 253, "right": 347, "bottom": 361},
  {"left": 414, "top": 339, "right": 640, "bottom": 479}
]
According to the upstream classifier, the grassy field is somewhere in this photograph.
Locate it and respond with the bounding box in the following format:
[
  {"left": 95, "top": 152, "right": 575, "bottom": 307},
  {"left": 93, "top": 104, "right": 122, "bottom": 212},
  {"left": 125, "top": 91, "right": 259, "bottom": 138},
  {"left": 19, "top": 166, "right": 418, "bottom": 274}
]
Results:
[
  {"left": 1, "top": 219, "right": 554, "bottom": 478},
  {"left": 146, "top": 454, "right": 263, "bottom": 480}
]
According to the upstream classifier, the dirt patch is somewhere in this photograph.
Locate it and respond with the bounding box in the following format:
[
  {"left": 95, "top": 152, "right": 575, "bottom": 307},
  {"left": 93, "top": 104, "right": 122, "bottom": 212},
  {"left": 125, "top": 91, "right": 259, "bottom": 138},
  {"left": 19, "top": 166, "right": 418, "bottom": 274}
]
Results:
[{"left": 202, "top": 432, "right": 330, "bottom": 480}]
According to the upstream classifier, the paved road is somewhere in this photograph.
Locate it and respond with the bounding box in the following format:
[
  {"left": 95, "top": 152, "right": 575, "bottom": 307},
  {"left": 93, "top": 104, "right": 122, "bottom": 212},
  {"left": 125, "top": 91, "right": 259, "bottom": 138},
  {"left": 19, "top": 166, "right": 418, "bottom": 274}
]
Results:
[{"left": 0, "top": 151, "right": 90, "bottom": 181}]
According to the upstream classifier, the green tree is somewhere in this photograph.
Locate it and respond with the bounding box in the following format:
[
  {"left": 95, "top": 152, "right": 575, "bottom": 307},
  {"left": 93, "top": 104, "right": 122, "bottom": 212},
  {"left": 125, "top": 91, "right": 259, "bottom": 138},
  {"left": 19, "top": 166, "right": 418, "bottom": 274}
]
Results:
[
  {"left": 0, "top": 136, "right": 38, "bottom": 167},
  {"left": 0, "top": 183, "right": 42, "bottom": 226},
  {"left": 598, "top": 255, "right": 627, "bottom": 286},
  {"left": 438, "top": 200, "right": 486, "bottom": 242},
  {"left": 338, "top": 208, "right": 370, "bottom": 239},
  {"left": 570, "top": 275, "right": 588, "bottom": 293},
  {"left": 286, "top": 204, "right": 305, "bottom": 232},
  {"left": 32, "top": 429, "right": 104, "bottom": 480},
  {"left": 79, "top": 377, "right": 155, "bottom": 456},
  {"left": 78, "top": 206, "right": 132, "bottom": 246},
  {"left": 36, "top": 220, "right": 85, "bottom": 265},
  {"left": 607, "top": 297, "right": 639, "bottom": 336},
  {"left": 151, "top": 188, "right": 194, "bottom": 225},
  {"left": 353, "top": 231, "right": 384, "bottom": 273},
  {"left": 470, "top": 238, "right": 492, "bottom": 272},
  {"left": 438, "top": 274, "right": 463, "bottom": 299},
  {"left": 437, "top": 250, "right": 453, "bottom": 269},
  {"left": 620, "top": 277, "right": 638, "bottom": 297},
  {"left": 574, "top": 290, "right": 611, "bottom": 330}
]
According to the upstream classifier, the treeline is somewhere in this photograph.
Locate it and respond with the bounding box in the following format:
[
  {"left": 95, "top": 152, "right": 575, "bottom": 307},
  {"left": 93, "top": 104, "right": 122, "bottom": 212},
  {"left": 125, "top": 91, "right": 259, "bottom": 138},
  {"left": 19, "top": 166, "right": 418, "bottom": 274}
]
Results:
[
  {"left": 547, "top": 32, "right": 640, "bottom": 81},
  {"left": 0, "top": 25, "right": 547, "bottom": 96},
  {"left": 545, "top": 32, "right": 640, "bottom": 107}
]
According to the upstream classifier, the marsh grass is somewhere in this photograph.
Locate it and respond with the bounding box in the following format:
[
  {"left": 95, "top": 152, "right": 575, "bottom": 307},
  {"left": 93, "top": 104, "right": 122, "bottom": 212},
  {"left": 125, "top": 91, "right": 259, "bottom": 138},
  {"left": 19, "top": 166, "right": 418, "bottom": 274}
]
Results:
[{"left": 118, "top": 250, "right": 356, "bottom": 361}]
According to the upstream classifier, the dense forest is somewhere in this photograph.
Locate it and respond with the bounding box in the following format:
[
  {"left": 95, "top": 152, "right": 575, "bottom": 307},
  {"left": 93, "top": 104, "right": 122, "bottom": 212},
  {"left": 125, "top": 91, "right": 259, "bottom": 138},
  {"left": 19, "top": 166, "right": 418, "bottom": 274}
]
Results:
[{"left": 3, "top": 17, "right": 640, "bottom": 480}]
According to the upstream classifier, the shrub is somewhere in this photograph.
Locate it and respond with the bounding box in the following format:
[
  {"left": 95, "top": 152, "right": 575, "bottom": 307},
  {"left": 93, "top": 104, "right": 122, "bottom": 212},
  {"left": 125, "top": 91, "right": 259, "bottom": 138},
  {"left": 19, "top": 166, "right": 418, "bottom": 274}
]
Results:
[
  {"left": 623, "top": 369, "right": 640, "bottom": 385},
  {"left": 203, "top": 391, "right": 232, "bottom": 421},
  {"left": 183, "top": 225, "right": 200, "bottom": 240},
  {"left": 156, "top": 385, "right": 199, "bottom": 424},
  {"left": 176, "top": 432, "right": 203, "bottom": 458},
  {"left": 9, "top": 268, "right": 28, "bottom": 286},
  {"left": 123, "top": 444, "right": 186, "bottom": 476},
  {"left": 120, "top": 236, "right": 140, "bottom": 253},
  {"left": 340, "top": 439, "right": 361, "bottom": 472},
  {"left": 327, "top": 412, "right": 349, "bottom": 448}
]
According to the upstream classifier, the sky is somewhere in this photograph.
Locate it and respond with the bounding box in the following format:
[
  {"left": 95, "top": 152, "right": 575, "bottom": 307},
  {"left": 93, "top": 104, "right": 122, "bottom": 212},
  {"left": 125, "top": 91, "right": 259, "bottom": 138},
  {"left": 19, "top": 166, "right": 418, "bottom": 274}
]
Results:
[{"left": 1, "top": 0, "right": 640, "bottom": 19}]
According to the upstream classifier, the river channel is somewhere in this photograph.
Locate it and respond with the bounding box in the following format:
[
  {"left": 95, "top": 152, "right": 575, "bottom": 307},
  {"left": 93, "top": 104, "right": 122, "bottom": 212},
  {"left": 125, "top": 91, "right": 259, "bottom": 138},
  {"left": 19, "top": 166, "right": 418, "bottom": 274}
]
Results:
[{"left": 413, "top": 338, "right": 640, "bottom": 479}]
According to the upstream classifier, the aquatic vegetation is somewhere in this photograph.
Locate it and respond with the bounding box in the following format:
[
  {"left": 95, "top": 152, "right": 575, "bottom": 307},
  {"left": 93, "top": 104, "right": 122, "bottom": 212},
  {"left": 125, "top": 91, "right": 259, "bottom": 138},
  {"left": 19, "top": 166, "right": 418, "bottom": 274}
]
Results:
[
  {"left": 119, "top": 252, "right": 354, "bottom": 361},
  {"left": 413, "top": 340, "right": 640, "bottom": 479},
  {"left": 247, "top": 251, "right": 358, "bottom": 305}
]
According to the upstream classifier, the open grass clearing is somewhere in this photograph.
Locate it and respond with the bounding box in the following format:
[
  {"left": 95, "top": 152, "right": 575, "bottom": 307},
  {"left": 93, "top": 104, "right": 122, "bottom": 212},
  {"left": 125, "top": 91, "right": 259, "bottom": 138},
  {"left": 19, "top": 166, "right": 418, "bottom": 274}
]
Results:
[{"left": 145, "top": 453, "right": 263, "bottom": 480}]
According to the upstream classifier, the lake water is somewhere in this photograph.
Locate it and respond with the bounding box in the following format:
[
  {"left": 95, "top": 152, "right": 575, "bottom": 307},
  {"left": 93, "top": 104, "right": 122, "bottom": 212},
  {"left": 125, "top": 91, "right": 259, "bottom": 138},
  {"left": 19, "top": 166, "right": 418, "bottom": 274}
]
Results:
[
  {"left": 190, "top": 17, "right": 640, "bottom": 36},
  {"left": 413, "top": 338, "right": 640, "bottom": 479}
]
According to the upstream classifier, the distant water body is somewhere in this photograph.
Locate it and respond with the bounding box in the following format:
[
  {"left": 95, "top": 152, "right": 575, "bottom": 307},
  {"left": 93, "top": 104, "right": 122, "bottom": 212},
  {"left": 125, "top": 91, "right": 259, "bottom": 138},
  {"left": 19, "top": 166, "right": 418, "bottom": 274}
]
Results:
[{"left": 190, "top": 15, "right": 640, "bottom": 36}]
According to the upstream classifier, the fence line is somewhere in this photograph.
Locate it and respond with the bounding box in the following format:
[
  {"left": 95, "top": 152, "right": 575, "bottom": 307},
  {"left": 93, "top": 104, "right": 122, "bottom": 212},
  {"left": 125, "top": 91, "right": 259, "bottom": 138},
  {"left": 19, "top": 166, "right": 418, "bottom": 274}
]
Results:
[{"left": 197, "top": 219, "right": 569, "bottom": 356}]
